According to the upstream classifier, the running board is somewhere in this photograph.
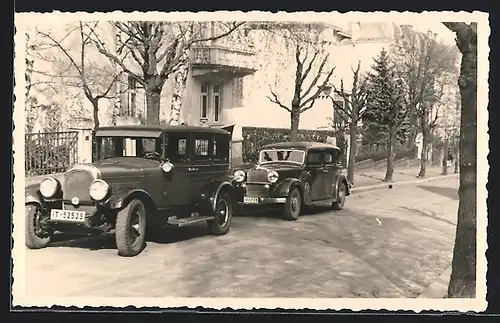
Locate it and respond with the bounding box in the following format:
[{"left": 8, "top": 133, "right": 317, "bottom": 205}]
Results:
[
  {"left": 167, "top": 215, "right": 216, "bottom": 227},
  {"left": 308, "top": 197, "right": 336, "bottom": 206}
]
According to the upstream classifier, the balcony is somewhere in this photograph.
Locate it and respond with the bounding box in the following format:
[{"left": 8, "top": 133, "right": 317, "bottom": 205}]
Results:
[{"left": 191, "top": 45, "right": 257, "bottom": 78}]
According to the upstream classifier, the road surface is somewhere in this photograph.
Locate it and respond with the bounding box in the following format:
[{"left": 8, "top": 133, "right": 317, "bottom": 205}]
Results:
[{"left": 23, "top": 176, "right": 459, "bottom": 298}]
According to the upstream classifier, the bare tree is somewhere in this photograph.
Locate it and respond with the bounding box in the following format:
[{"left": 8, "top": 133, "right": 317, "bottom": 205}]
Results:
[
  {"left": 87, "top": 21, "right": 244, "bottom": 125},
  {"left": 35, "top": 22, "right": 125, "bottom": 128},
  {"left": 392, "top": 29, "right": 458, "bottom": 162},
  {"left": 267, "top": 42, "right": 335, "bottom": 141},
  {"left": 328, "top": 61, "right": 368, "bottom": 185},
  {"left": 442, "top": 21, "right": 477, "bottom": 298}
]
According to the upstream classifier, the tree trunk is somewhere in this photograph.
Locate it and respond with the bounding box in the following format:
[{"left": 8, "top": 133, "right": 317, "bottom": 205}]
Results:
[
  {"left": 145, "top": 86, "right": 161, "bottom": 125},
  {"left": 418, "top": 112, "right": 429, "bottom": 178},
  {"left": 347, "top": 117, "right": 357, "bottom": 184},
  {"left": 168, "top": 52, "right": 190, "bottom": 125},
  {"left": 447, "top": 24, "right": 477, "bottom": 298},
  {"left": 407, "top": 111, "right": 418, "bottom": 156},
  {"left": 91, "top": 99, "right": 100, "bottom": 128},
  {"left": 290, "top": 110, "right": 300, "bottom": 142},
  {"left": 384, "top": 131, "right": 395, "bottom": 182},
  {"left": 442, "top": 138, "right": 449, "bottom": 175},
  {"left": 454, "top": 141, "right": 459, "bottom": 174}
]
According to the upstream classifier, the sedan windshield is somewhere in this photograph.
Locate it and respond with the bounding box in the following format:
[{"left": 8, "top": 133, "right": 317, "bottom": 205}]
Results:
[{"left": 259, "top": 149, "right": 306, "bottom": 165}]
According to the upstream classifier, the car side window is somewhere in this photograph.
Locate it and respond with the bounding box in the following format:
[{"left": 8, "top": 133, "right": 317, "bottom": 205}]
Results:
[
  {"left": 307, "top": 151, "right": 323, "bottom": 166},
  {"left": 194, "top": 138, "right": 209, "bottom": 158},
  {"left": 166, "top": 133, "right": 189, "bottom": 162},
  {"left": 212, "top": 134, "right": 229, "bottom": 163},
  {"left": 324, "top": 150, "right": 335, "bottom": 165}
]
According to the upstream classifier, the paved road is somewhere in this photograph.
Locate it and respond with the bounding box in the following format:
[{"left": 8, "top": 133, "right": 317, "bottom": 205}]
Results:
[{"left": 23, "top": 176, "right": 459, "bottom": 298}]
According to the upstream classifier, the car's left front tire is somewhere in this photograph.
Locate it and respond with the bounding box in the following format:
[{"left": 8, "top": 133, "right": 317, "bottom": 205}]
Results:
[
  {"left": 25, "top": 203, "right": 52, "bottom": 249},
  {"left": 115, "top": 199, "right": 147, "bottom": 257},
  {"left": 207, "top": 192, "right": 233, "bottom": 235},
  {"left": 332, "top": 181, "right": 347, "bottom": 210}
]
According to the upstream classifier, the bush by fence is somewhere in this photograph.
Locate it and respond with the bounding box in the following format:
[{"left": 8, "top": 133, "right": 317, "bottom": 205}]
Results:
[
  {"left": 355, "top": 146, "right": 414, "bottom": 163},
  {"left": 241, "top": 127, "right": 346, "bottom": 164}
]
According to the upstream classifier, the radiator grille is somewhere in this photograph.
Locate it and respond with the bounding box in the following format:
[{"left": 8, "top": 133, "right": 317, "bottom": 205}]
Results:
[
  {"left": 63, "top": 169, "right": 95, "bottom": 202},
  {"left": 246, "top": 169, "right": 268, "bottom": 183},
  {"left": 245, "top": 184, "right": 269, "bottom": 197}
]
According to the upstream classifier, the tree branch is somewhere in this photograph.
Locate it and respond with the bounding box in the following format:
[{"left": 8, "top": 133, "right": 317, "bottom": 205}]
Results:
[
  {"left": 300, "top": 54, "right": 330, "bottom": 101},
  {"left": 267, "top": 85, "right": 291, "bottom": 112}
]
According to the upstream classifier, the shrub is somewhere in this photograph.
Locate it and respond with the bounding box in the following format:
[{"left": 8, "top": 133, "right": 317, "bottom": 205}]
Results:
[
  {"left": 241, "top": 127, "right": 346, "bottom": 165},
  {"left": 355, "top": 147, "right": 413, "bottom": 162}
]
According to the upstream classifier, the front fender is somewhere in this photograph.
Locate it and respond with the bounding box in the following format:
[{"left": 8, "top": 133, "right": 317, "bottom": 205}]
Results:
[
  {"left": 108, "top": 188, "right": 156, "bottom": 210},
  {"left": 25, "top": 184, "right": 43, "bottom": 205},
  {"left": 271, "top": 178, "right": 303, "bottom": 197},
  {"left": 199, "top": 181, "right": 234, "bottom": 212},
  {"left": 335, "top": 175, "right": 351, "bottom": 196}
]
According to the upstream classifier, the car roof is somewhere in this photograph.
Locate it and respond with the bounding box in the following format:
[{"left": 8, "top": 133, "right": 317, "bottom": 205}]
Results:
[
  {"left": 95, "top": 124, "right": 230, "bottom": 137},
  {"left": 261, "top": 141, "right": 340, "bottom": 151}
]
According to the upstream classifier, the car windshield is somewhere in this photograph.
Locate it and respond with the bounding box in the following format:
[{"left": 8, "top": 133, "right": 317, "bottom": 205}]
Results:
[
  {"left": 258, "top": 149, "right": 306, "bottom": 165},
  {"left": 96, "top": 136, "right": 162, "bottom": 160}
]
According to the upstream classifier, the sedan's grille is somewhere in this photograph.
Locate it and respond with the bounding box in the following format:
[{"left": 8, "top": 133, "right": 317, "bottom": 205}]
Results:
[
  {"left": 246, "top": 169, "right": 268, "bottom": 183},
  {"left": 64, "top": 169, "right": 95, "bottom": 202},
  {"left": 245, "top": 184, "right": 269, "bottom": 197}
]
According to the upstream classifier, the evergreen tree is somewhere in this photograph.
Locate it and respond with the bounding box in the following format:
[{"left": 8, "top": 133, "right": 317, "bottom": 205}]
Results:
[{"left": 362, "top": 49, "right": 410, "bottom": 182}]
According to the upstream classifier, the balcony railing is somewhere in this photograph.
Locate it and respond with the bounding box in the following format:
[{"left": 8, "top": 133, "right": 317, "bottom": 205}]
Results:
[{"left": 191, "top": 45, "right": 257, "bottom": 77}]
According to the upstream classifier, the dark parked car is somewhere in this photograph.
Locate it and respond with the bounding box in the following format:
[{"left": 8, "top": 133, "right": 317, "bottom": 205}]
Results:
[
  {"left": 232, "top": 142, "right": 350, "bottom": 221},
  {"left": 25, "top": 125, "right": 235, "bottom": 257}
]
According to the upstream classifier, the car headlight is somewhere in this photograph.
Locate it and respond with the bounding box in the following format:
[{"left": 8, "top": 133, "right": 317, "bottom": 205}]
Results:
[
  {"left": 267, "top": 170, "right": 279, "bottom": 183},
  {"left": 89, "top": 179, "right": 110, "bottom": 201},
  {"left": 40, "top": 177, "right": 60, "bottom": 198},
  {"left": 233, "top": 169, "right": 246, "bottom": 183}
]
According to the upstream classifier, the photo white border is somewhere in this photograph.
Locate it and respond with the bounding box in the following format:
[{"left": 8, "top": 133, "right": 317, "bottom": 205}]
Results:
[{"left": 12, "top": 10, "right": 490, "bottom": 312}]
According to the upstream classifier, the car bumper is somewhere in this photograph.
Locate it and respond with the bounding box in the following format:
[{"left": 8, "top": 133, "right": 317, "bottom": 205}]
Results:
[{"left": 238, "top": 196, "right": 287, "bottom": 205}]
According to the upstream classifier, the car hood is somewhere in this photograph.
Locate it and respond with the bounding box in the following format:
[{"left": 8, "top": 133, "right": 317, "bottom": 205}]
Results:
[
  {"left": 92, "top": 157, "right": 161, "bottom": 176},
  {"left": 246, "top": 163, "right": 303, "bottom": 183}
]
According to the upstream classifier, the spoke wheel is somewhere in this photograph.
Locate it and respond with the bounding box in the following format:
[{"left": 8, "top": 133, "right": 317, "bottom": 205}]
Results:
[
  {"left": 208, "top": 192, "right": 233, "bottom": 235},
  {"left": 116, "top": 199, "right": 147, "bottom": 257},
  {"left": 25, "top": 203, "right": 52, "bottom": 249}
]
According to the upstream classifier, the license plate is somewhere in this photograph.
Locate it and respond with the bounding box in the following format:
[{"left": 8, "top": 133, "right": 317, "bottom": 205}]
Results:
[
  {"left": 50, "top": 209, "right": 86, "bottom": 222},
  {"left": 244, "top": 197, "right": 260, "bottom": 204}
]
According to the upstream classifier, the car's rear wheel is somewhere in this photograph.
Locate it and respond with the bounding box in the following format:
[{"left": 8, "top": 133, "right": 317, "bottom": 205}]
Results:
[
  {"left": 25, "top": 203, "right": 52, "bottom": 249},
  {"left": 207, "top": 192, "right": 233, "bottom": 235},
  {"left": 115, "top": 199, "right": 146, "bottom": 257},
  {"left": 283, "top": 187, "right": 302, "bottom": 221},
  {"left": 332, "top": 181, "right": 347, "bottom": 210}
]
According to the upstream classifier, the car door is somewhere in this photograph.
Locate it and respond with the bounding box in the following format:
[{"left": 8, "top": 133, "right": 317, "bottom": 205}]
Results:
[
  {"left": 305, "top": 149, "right": 328, "bottom": 201},
  {"left": 158, "top": 132, "right": 191, "bottom": 208},
  {"left": 188, "top": 133, "right": 214, "bottom": 204},
  {"left": 323, "top": 148, "right": 341, "bottom": 198}
]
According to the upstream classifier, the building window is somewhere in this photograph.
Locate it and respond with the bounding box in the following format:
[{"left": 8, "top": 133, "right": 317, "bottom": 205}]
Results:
[
  {"left": 200, "top": 82, "right": 223, "bottom": 123},
  {"left": 128, "top": 76, "right": 137, "bottom": 116},
  {"left": 201, "top": 83, "right": 209, "bottom": 120},
  {"left": 213, "top": 84, "right": 221, "bottom": 123}
]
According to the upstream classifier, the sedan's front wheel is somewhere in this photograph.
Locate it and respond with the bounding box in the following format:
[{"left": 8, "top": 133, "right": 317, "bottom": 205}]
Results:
[
  {"left": 207, "top": 192, "right": 233, "bottom": 235},
  {"left": 115, "top": 199, "right": 147, "bottom": 257},
  {"left": 283, "top": 187, "right": 302, "bottom": 221}
]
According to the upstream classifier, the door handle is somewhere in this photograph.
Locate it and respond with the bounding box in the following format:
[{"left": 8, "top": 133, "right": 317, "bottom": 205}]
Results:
[{"left": 188, "top": 167, "right": 199, "bottom": 172}]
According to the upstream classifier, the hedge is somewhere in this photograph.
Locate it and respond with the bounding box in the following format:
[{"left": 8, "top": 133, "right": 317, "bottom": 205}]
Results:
[
  {"left": 355, "top": 147, "right": 414, "bottom": 162},
  {"left": 241, "top": 127, "right": 347, "bottom": 166}
]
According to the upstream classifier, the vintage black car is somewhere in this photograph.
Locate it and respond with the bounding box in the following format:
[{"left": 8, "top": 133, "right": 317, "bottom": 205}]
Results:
[
  {"left": 25, "top": 125, "right": 235, "bottom": 257},
  {"left": 232, "top": 142, "right": 350, "bottom": 221}
]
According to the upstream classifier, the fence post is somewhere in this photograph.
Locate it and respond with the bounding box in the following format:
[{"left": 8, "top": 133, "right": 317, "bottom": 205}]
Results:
[{"left": 69, "top": 126, "right": 93, "bottom": 165}]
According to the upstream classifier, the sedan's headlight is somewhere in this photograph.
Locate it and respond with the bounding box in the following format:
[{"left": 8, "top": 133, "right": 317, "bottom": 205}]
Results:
[
  {"left": 267, "top": 170, "right": 279, "bottom": 183},
  {"left": 233, "top": 169, "right": 246, "bottom": 182},
  {"left": 40, "top": 177, "right": 60, "bottom": 198},
  {"left": 89, "top": 179, "right": 110, "bottom": 201}
]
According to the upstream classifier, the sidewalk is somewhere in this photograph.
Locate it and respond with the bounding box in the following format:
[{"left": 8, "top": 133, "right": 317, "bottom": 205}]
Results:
[{"left": 353, "top": 165, "right": 454, "bottom": 188}]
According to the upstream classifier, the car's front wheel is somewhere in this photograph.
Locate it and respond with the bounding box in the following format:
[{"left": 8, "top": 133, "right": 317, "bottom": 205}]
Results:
[
  {"left": 115, "top": 199, "right": 147, "bottom": 257},
  {"left": 207, "top": 192, "right": 233, "bottom": 235},
  {"left": 283, "top": 187, "right": 302, "bottom": 221},
  {"left": 25, "top": 203, "right": 52, "bottom": 249},
  {"left": 332, "top": 181, "right": 347, "bottom": 210}
]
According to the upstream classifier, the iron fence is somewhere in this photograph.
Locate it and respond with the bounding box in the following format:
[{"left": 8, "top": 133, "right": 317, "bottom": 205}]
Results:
[{"left": 25, "top": 131, "right": 79, "bottom": 176}]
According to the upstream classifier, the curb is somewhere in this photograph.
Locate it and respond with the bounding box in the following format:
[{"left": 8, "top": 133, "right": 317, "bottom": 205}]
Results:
[
  {"left": 350, "top": 174, "right": 459, "bottom": 195},
  {"left": 417, "top": 266, "right": 452, "bottom": 298}
]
